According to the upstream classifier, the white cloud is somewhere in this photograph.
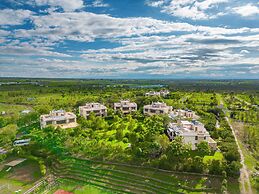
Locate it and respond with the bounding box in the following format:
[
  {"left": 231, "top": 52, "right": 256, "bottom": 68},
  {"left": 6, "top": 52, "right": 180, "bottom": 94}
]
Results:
[
  {"left": 146, "top": 0, "right": 228, "bottom": 20},
  {"left": 34, "top": 0, "right": 84, "bottom": 12},
  {"left": 0, "top": 44, "right": 70, "bottom": 57},
  {"left": 145, "top": 0, "right": 164, "bottom": 7},
  {"left": 240, "top": 50, "right": 249, "bottom": 54},
  {"left": 233, "top": 4, "right": 259, "bottom": 17},
  {"left": 13, "top": 10, "right": 257, "bottom": 45},
  {"left": 14, "top": 12, "right": 199, "bottom": 43},
  {"left": 91, "top": 0, "right": 109, "bottom": 8},
  {"left": 0, "top": 9, "right": 33, "bottom": 25}
]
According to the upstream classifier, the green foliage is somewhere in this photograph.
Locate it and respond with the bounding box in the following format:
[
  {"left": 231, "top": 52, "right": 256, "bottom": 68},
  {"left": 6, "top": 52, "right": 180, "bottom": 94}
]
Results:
[
  {"left": 196, "top": 141, "right": 211, "bottom": 156},
  {"left": 0, "top": 124, "right": 17, "bottom": 147}
]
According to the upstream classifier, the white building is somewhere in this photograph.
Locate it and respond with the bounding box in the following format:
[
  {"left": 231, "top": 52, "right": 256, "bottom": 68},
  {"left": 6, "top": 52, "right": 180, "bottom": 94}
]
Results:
[
  {"left": 167, "top": 120, "right": 217, "bottom": 150},
  {"left": 40, "top": 110, "right": 77, "bottom": 129},
  {"left": 169, "top": 109, "right": 198, "bottom": 119},
  {"left": 145, "top": 90, "right": 170, "bottom": 97},
  {"left": 79, "top": 103, "right": 107, "bottom": 118},
  {"left": 145, "top": 91, "right": 161, "bottom": 97},
  {"left": 114, "top": 100, "right": 137, "bottom": 114},
  {"left": 144, "top": 102, "right": 172, "bottom": 116},
  {"left": 160, "top": 90, "right": 170, "bottom": 97},
  {"left": 21, "top": 110, "right": 31, "bottom": 114}
]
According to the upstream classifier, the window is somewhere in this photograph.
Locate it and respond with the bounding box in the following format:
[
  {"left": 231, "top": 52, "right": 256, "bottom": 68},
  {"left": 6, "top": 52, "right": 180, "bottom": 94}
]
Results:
[
  {"left": 69, "top": 118, "right": 75, "bottom": 123},
  {"left": 204, "top": 137, "right": 206, "bottom": 140},
  {"left": 57, "top": 120, "right": 66, "bottom": 124},
  {"left": 195, "top": 136, "right": 198, "bottom": 140},
  {"left": 46, "top": 121, "right": 52, "bottom": 125},
  {"left": 151, "top": 109, "right": 156, "bottom": 113}
]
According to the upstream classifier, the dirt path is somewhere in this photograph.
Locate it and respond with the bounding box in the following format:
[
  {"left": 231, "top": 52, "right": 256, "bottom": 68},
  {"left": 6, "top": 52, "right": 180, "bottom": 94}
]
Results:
[
  {"left": 225, "top": 117, "right": 253, "bottom": 194},
  {"left": 218, "top": 96, "right": 253, "bottom": 194}
]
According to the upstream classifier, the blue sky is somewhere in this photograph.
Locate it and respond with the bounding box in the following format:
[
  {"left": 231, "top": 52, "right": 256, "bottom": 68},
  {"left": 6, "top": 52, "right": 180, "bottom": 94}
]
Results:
[{"left": 0, "top": 0, "right": 259, "bottom": 79}]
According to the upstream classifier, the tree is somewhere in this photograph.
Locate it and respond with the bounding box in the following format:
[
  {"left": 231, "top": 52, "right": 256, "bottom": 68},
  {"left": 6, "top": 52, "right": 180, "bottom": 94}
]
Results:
[
  {"left": 166, "top": 136, "right": 190, "bottom": 162},
  {"left": 208, "top": 159, "right": 223, "bottom": 175},
  {"left": 226, "top": 161, "right": 241, "bottom": 177},
  {"left": 0, "top": 124, "right": 17, "bottom": 147},
  {"left": 190, "top": 156, "right": 204, "bottom": 173},
  {"left": 116, "top": 128, "right": 124, "bottom": 141},
  {"left": 0, "top": 117, "right": 6, "bottom": 128},
  {"left": 197, "top": 141, "right": 211, "bottom": 156},
  {"left": 129, "top": 132, "right": 138, "bottom": 146}
]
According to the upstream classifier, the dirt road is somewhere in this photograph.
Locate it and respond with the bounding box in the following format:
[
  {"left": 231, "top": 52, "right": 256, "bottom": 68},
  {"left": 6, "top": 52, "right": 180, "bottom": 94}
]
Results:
[{"left": 225, "top": 117, "right": 253, "bottom": 194}]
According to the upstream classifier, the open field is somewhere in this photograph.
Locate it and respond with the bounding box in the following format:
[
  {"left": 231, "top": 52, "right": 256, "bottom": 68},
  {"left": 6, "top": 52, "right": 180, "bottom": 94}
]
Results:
[{"left": 0, "top": 159, "right": 42, "bottom": 194}]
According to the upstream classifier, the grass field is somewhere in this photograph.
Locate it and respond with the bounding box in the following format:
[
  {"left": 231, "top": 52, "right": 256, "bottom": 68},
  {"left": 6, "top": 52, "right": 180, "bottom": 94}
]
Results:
[{"left": 0, "top": 103, "right": 32, "bottom": 119}]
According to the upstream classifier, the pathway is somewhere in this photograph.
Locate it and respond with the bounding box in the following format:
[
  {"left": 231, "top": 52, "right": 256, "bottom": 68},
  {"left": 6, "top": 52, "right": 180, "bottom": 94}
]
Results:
[
  {"left": 218, "top": 96, "right": 253, "bottom": 194},
  {"left": 225, "top": 117, "right": 253, "bottom": 194}
]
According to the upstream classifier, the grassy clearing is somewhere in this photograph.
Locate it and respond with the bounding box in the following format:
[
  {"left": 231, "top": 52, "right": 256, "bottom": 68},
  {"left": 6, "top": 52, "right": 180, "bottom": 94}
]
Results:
[
  {"left": 0, "top": 103, "right": 31, "bottom": 118},
  {"left": 203, "top": 152, "right": 224, "bottom": 164}
]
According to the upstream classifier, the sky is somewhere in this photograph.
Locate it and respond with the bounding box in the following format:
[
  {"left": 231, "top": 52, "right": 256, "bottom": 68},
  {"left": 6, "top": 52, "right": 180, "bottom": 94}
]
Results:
[{"left": 0, "top": 0, "right": 259, "bottom": 79}]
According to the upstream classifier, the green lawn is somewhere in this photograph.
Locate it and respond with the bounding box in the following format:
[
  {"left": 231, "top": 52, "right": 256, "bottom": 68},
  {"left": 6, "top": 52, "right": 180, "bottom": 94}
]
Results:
[{"left": 203, "top": 152, "right": 224, "bottom": 164}]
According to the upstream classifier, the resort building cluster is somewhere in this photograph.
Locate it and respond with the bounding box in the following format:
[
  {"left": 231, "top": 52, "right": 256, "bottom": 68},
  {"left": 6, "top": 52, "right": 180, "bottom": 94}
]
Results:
[{"left": 39, "top": 90, "right": 217, "bottom": 150}]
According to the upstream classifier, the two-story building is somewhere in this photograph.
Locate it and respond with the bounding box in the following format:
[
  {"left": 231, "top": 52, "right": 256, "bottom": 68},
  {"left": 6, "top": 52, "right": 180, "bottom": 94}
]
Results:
[
  {"left": 40, "top": 110, "right": 77, "bottom": 129},
  {"left": 114, "top": 100, "right": 137, "bottom": 114},
  {"left": 144, "top": 102, "right": 172, "bottom": 116},
  {"left": 169, "top": 109, "right": 198, "bottom": 119},
  {"left": 79, "top": 103, "right": 107, "bottom": 118},
  {"left": 166, "top": 120, "right": 217, "bottom": 150}
]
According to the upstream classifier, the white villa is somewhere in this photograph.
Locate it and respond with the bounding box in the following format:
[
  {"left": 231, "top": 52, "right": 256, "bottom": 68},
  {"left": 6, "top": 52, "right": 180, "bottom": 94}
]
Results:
[
  {"left": 114, "top": 100, "right": 137, "bottom": 114},
  {"left": 160, "top": 90, "right": 170, "bottom": 97},
  {"left": 145, "top": 91, "right": 161, "bottom": 97},
  {"left": 166, "top": 120, "right": 217, "bottom": 150},
  {"left": 169, "top": 109, "right": 199, "bottom": 119},
  {"left": 79, "top": 103, "right": 107, "bottom": 118},
  {"left": 40, "top": 110, "right": 78, "bottom": 129},
  {"left": 145, "top": 90, "right": 170, "bottom": 97},
  {"left": 144, "top": 102, "right": 172, "bottom": 116}
]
